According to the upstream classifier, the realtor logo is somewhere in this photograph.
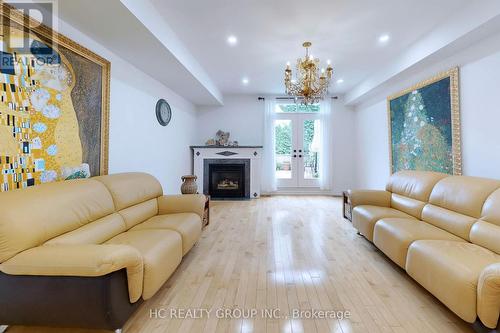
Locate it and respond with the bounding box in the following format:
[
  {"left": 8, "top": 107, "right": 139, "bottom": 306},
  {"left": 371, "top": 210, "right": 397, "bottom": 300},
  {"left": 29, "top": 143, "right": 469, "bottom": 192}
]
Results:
[{"left": 0, "top": 0, "right": 58, "bottom": 64}]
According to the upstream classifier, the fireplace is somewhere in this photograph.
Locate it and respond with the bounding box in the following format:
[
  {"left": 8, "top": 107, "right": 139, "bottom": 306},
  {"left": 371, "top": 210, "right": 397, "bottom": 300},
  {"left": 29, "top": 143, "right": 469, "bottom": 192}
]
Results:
[{"left": 203, "top": 159, "right": 250, "bottom": 199}]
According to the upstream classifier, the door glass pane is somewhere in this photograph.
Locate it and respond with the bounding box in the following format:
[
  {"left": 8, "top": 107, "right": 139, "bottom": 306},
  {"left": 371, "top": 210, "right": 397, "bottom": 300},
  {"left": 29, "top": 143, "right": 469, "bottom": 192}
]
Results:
[
  {"left": 275, "top": 119, "right": 292, "bottom": 179},
  {"left": 303, "top": 119, "right": 320, "bottom": 179}
]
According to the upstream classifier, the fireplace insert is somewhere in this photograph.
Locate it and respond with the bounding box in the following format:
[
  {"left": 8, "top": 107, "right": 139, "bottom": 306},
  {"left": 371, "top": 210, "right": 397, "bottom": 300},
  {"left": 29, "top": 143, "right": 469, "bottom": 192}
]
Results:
[
  {"left": 204, "top": 159, "right": 250, "bottom": 199},
  {"left": 209, "top": 164, "right": 245, "bottom": 198}
]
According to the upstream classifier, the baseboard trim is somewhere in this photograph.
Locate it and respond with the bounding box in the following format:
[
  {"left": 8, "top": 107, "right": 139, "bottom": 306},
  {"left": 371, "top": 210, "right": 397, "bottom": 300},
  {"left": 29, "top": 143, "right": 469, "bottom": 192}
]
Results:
[
  {"left": 263, "top": 191, "right": 339, "bottom": 196},
  {"left": 262, "top": 188, "right": 341, "bottom": 196}
]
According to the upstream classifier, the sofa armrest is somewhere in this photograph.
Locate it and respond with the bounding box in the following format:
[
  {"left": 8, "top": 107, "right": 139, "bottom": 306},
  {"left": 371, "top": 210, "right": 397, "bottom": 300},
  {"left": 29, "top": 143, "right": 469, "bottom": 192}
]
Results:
[
  {"left": 0, "top": 244, "right": 144, "bottom": 303},
  {"left": 348, "top": 190, "right": 391, "bottom": 208},
  {"left": 157, "top": 194, "right": 206, "bottom": 219},
  {"left": 478, "top": 263, "right": 500, "bottom": 329}
]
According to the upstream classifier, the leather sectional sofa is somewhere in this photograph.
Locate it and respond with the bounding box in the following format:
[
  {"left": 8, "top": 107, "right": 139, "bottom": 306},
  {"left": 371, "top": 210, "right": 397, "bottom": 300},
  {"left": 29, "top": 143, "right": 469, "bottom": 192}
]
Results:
[
  {"left": 0, "top": 172, "right": 206, "bottom": 331},
  {"left": 350, "top": 170, "right": 500, "bottom": 331}
]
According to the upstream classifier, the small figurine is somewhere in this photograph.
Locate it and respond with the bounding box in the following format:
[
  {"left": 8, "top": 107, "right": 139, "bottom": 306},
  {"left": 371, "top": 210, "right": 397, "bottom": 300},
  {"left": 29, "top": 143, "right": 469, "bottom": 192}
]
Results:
[{"left": 216, "top": 130, "right": 230, "bottom": 146}]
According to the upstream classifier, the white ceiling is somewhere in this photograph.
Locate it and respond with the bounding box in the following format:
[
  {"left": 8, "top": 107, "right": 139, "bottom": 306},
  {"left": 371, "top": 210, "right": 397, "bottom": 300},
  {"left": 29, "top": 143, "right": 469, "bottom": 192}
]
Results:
[
  {"left": 150, "top": 0, "right": 470, "bottom": 96},
  {"left": 35, "top": 0, "right": 223, "bottom": 105}
]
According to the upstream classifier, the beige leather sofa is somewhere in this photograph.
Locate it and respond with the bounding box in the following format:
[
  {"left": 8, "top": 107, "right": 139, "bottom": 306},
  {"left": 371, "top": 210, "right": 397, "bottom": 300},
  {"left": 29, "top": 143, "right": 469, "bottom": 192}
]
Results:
[
  {"left": 350, "top": 170, "right": 500, "bottom": 330},
  {"left": 0, "top": 172, "right": 206, "bottom": 331}
]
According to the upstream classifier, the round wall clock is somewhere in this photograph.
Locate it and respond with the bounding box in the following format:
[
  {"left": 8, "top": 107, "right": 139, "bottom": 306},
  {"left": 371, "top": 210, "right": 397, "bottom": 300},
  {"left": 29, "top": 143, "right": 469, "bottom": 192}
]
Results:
[{"left": 155, "top": 99, "right": 172, "bottom": 126}]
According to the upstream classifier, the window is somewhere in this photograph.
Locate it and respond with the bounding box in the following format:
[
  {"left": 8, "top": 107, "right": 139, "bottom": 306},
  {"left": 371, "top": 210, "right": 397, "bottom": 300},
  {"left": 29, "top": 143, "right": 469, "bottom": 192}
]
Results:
[{"left": 275, "top": 103, "right": 320, "bottom": 113}]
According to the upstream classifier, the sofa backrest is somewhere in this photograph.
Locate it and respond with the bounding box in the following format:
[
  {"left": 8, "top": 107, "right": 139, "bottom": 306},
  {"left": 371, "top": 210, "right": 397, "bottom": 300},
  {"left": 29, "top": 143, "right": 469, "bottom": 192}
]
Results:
[
  {"left": 94, "top": 172, "right": 163, "bottom": 229},
  {"left": 422, "top": 176, "right": 500, "bottom": 240},
  {"left": 470, "top": 189, "right": 500, "bottom": 254},
  {"left": 386, "top": 170, "right": 448, "bottom": 218},
  {"left": 0, "top": 179, "right": 115, "bottom": 262}
]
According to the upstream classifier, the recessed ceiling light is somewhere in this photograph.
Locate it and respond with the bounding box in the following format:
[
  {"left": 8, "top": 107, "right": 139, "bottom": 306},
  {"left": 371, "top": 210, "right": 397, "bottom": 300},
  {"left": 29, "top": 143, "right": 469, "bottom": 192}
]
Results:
[
  {"left": 227, "top": 35, "right": 238, "bottom": 46},
  {"left": 379, "top": 34, "right": 390, "bottom": 43},
  {"left": 336, "top": 79, "right": 344, "bottom": 84},
  {"left": 242, "top": 77, "right": 249, "bottom": 85}
]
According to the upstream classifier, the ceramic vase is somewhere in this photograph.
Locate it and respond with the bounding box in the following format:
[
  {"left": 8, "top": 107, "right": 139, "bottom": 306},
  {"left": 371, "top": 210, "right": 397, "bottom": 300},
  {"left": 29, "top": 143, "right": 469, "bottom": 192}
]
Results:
[{"left": 181, "top": 175, "right": 198, "bottom": 194}]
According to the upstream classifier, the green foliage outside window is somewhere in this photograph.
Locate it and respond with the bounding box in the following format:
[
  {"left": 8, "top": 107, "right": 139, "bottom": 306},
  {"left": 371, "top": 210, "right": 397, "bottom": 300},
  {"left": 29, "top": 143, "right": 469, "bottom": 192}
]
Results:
[
  {"left": 275, "top": 122, "right": 291, "bottom": 155},
  {"left": 278, "top": 104, "right": 320, "bottom": 113}
]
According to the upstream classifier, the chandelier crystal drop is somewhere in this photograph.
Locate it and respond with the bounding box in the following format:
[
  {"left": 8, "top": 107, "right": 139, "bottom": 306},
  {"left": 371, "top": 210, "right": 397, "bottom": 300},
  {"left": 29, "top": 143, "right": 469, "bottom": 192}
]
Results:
[{"left": 284, "top": 42, "right": 333, "bottom": 105}]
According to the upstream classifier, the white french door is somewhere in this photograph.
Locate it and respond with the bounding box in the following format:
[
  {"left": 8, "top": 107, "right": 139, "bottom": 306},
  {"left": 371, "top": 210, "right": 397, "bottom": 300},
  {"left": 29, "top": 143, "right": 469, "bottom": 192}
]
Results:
[{"left": 275, "top": 113, "right": 320, "bottom": 188}]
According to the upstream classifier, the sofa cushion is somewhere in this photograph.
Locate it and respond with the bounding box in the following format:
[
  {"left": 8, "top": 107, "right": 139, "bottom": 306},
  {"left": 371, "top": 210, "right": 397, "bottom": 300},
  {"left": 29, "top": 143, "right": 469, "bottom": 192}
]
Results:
[
  {"left": 0, "top": 179, "right": 115, "bottom": 262},
  {"left": 386, "top": 170, "right": 449, "bottom": 202},
  {"left": 471, "top": 189, "right": 500, "bottom": 254},
  {"left": 428, "top": 176, "right": 500, "bottom": 218},
  {"left": 406, "top": 240, "right": 500, "bottom": 323},
  {"left": 131, "top": 213, "right": 202, "bottom": 255},
  {"left": 422, "top": 204, "right": 477, "bottom": 241},
  {"left": 119, "top": 198, "right": 158, "bottom": 229},
  {"left": 480, "top": 188, "right": 500, "bottom": 225},
  {"left": 105, "top": 229, "right": 182, "bottom": 300},
  {"left": 390, "top": 194, "right": 426, "bottom": 219},
  {"left": 352, "top": 205, "right": 416, "bottom": 241},
  {"left": 373, "top": 218, "right": 464, "bottom": 268},
  {"left": 45, "top": 213, "right": 127, "bottom": 245},
  {"left": 94, "top": 173, "right": 163, "bottom": 211},
  {"left": 386, "top": 171, "right": 448, "bottom": 219}
]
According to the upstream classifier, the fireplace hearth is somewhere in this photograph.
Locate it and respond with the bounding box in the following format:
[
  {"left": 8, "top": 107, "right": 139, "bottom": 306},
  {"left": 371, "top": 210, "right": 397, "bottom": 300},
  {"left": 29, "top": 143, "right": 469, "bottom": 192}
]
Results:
[{"left": 203, "top": 159, "right": 250, "bottom": 199}]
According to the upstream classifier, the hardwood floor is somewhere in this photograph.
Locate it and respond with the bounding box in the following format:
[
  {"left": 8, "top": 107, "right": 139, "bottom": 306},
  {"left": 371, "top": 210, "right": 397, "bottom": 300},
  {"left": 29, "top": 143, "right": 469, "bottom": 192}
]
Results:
[{"left": 9, "top": 196, "right": 473, "bottom": 333}]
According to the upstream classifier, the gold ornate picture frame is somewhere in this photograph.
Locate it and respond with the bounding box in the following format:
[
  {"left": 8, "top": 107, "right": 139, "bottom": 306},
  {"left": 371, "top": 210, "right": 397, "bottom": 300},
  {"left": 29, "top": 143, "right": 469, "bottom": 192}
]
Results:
[
  {"left": 0, "top": 3, "right": 110, "bottom": 191},
  {"left": 387, "top": 67, "right": 461, "bottom": 175}
]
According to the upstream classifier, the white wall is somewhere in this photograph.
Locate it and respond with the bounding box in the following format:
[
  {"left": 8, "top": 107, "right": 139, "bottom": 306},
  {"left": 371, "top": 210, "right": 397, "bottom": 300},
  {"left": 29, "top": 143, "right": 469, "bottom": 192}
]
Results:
[
  {"left": 196, "top": 95, "right": 264, "bottom": 145},
  {"left": 54, "top": 15, "right": 197, "bottom": 193},
  {"left": 331, "top": 98, "right": 355, "bottom": 194},
  {"left": 460, "top": 50, "right": 500, "bottom": 179},
  {"left": 353, "top": 32, "right": 500, "bottom": 189},
  {"left": 352, "top": 100, "right": 390, "bottom": 189},
  {"left": 196, "top": 95, "right": 355, "bottom": 194}
]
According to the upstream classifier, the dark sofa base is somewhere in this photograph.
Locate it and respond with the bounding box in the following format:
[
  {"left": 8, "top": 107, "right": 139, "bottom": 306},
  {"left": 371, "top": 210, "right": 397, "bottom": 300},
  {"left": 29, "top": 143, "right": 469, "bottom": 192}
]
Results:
[
  {"left": 473, "top": 319, "right": 500, "bottom": 333},
  {"left": 0, "top": 269, "right": 142, "bottom": 330}
]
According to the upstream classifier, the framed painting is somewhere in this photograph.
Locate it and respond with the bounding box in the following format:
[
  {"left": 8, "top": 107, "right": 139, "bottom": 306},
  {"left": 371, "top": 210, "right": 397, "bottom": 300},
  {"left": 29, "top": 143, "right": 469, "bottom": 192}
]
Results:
[
  {"left": 387, "top": 68, "right": 461, "bottom": 175},
  {"left": 0, "top": 3, "right": 110, "bottom": 191}
]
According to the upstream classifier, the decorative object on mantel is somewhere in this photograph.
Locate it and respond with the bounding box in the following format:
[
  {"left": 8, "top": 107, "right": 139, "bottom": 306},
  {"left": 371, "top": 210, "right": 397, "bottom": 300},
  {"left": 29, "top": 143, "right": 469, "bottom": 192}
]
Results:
[
  {"left": 216, "top": 130, "right": 230, "bottom": 145},
  {"left": 205, "top": 130, "right": 239, "bottom": 147},
  {"left": 284, "top": 41, "right": 333, "bottom": 105},
  {"left": 180, "top": 175, "right": 198, "bottom": 194}
]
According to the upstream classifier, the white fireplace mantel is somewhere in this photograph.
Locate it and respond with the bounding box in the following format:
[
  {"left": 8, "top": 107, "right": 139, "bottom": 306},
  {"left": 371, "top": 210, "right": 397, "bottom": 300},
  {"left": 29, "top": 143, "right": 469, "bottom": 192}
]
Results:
[{"left": 191, "top": 146, "right": 263, "bottom": 198}]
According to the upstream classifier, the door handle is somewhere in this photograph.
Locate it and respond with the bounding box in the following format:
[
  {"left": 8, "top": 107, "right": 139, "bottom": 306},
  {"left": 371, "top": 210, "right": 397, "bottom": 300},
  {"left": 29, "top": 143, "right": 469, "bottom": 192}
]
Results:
[
  {"left": 293, "top": 155, "right": 297, "bottom": 158},
  {"left": 299, "top": 149, "right": 302, "bottom": 153},
  {"left": 293, "top": 149, "right": 297, "bottom": 153},
  {"left": 299, "top": 155, "right": 303, "bottom": 158}
]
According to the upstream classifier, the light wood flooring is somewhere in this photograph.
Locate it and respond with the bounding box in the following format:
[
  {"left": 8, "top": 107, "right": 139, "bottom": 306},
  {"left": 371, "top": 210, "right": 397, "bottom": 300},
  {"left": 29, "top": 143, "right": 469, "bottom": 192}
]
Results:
[{"left": 9, "top": 196, "right": 473, "bottom": 333}]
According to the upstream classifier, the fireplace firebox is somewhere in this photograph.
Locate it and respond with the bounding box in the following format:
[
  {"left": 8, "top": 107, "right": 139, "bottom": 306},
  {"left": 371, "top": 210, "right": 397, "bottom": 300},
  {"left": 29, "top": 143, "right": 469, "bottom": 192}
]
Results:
[{"left": 203, "top": 159, "right": 250, "bottom": 199}]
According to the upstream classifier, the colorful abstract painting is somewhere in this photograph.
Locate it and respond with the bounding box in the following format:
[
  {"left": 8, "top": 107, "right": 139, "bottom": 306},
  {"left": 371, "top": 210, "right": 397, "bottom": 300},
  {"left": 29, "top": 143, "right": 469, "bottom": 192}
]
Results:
[
  {"left": 0, "top": 4, "right": 110, "bottom": 191},
  {"left": 388, "top": 68, "right": 461, "bottom": 175}
]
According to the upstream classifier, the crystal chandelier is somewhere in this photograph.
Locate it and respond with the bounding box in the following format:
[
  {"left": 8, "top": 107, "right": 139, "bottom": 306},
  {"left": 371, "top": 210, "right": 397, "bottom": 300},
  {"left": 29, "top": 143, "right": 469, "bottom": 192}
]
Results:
[{"left": 284, "top": 42, "right": 333, "bottom": 105}]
